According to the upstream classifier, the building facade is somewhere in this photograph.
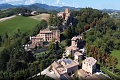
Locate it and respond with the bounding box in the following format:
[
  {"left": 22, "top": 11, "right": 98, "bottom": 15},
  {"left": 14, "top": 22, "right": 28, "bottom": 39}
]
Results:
[
  {"left": 82, "top": 57, "right": 97, "bottom": 74},
  {"left": 28, "top": 29, "right": 60, "bottom": 49},
  {"left": 39, "top": 29, "right": 60, "bottom": 42},
  {"left": 74, "top": 51, "right": 83, "bottom": 61}
]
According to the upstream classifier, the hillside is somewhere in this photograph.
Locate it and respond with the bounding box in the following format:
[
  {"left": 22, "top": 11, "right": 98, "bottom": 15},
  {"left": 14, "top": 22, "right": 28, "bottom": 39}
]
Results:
[
  {"left": 30, "top": 13, "right": 50, "bottom": 22},
  {"left": 0, "top": 16, "right": 40, "bottom": 36},
  {"left": 0, "top": 3, "right": 16, "bottom": 10}
]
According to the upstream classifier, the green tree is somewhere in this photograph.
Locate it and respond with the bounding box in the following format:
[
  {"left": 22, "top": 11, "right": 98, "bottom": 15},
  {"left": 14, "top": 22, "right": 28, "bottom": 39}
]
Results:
[
  {"left": 0, "top": 35, "right": 2, "bottom": 46},
  {"left": 111, "top": 56, "right": 118, "bottom": 73},
  {"left": 0, "top": 48, "right": 10, "bottom": 71}
]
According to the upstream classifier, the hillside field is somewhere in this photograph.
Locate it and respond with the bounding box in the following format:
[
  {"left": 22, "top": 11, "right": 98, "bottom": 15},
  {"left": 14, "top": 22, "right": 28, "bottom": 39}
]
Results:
[
  {"left": 30, "top": 13, "right": 50, "bottom": 22},
  {"left": 0, "top": 16, "right": 40, "bottom": 36},
  {"left": 111, "top": 50, "right": 120, "bottom": 69}
]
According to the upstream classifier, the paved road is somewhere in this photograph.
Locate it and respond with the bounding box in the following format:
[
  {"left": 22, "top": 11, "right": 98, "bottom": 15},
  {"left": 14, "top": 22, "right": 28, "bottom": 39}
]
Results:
[{"left": 0, "top": 15, "right": 16, "bottom": 22}]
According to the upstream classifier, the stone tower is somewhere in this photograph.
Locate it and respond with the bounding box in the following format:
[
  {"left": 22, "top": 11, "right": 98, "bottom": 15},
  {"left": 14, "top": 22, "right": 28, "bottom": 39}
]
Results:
[{"left": 65, "top": 8, "right": 69, "bottom": 13}]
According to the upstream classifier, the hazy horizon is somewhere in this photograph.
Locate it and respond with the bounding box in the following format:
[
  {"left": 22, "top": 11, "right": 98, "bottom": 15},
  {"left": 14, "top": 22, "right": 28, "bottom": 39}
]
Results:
[{"left": 0, "top": 0, "right": 120, "bottom": 10}]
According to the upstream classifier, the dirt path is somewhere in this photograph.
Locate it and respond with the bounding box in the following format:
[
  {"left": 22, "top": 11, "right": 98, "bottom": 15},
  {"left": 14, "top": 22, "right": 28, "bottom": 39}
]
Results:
[{"left": 0, "top": 15, "right": 16, "bottom": 22}]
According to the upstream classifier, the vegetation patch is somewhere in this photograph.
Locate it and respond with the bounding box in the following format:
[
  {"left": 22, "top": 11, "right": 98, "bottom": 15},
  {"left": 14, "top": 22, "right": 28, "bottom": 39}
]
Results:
[
  {"left": 0, "top": 47, "right": 4, "bottom": 52},
  {"left": 100, "top": 67, "right": 120, "bottom": 80}
]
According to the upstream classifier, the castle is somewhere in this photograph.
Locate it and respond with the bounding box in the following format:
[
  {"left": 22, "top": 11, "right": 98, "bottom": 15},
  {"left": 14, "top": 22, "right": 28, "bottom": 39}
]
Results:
[{"left": 57, "top": 8, "right": 70, "bottom": 21}]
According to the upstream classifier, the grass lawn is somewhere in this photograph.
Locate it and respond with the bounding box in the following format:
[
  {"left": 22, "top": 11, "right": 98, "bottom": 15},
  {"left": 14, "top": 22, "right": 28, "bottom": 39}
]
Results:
[
  {"left": 111, "top": 50, "right": 120, "bottom": 69},
  {"left": 100, "top": 67, "right": 120, "bottom": 80},
  {"left": 0, "top": 16, "right": 40, "bottom": 36}
]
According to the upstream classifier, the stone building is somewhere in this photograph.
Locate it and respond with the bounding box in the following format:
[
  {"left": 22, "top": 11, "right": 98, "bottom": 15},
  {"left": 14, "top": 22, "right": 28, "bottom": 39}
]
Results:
[
  {"left": 57, "top": 8, "right": 70, "bottom": 21},
  {"left": 39, "top": 29, "right": 60, "bottom": 42},
  {"left": 28, "top": 29, "right": 60, "bottom": 49},
  {"left": 65, "top": 36, "right": 82, "bottom": 56},
  {"left": 74, "top": 51, "right": 83, "bottom": 61},
  {"left": 82, "top": 57, "right": 97, "bottom": 74},
  {"left": 51, "top": 58, "right": 79, "bottom": 79}
]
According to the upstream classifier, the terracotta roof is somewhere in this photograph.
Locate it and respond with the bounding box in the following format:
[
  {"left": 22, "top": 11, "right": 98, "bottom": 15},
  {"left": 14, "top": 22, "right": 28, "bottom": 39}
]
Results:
[
  {"left": 28, "top": 43, "right": 36, "bottom": 49},
  {"left": 78, "top": 69, "right": 88, "bottom": 78},
  {"left": 40, "top": 30, "right": 52, "bottom": 34},
  {"left": 52, "top": 61, "right": 66, "bottom": 75},
  {"left": 74, "top": 51, "right": 83, "bottom": 56},
  {"left": 71, "top": 36, "right": 82, "bottom": 41},
  {"left": 52, "top": 61, "right": 60, "bottom": 68},
  {"left": 66, "top": 46, "right": 78, "bottom": 51},
  {"left": 39, "top": 29, "right": 60, "bottom": 34}
]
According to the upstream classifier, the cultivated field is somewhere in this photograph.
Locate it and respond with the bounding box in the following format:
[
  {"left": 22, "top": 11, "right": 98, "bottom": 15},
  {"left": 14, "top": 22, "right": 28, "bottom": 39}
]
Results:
[
  {"left": 0, "top": 16, "right": 40, "bottom": 36},
  {"left": 111, "top": 50, "right": 120, "bottom": 69},
  {"left": 30, "top": 13, "right": 50, "bottom": 22}
]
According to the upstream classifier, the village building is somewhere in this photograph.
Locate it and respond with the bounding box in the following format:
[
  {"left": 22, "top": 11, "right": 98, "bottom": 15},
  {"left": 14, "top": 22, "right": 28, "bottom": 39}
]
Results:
[
  {"left": 31, "top": 11, "right": 37, "bottom": 15},
  {"left": 71, "top": 36, "right": 82, "bottom": 47},
  {"left": 77, "top": 69, "right": 101, "bottom": 79},
  {"left": 51, "top": 58, "right": 79, "bottom": 79},
  {"left": 57, "top": 8, "right": 70, "bottom": 21},
  {"left": 65, "top": 46, "right": 79, "bottom": 56},
  {"left": 65, "top": 36, "right": 82, "bottom": 56},
  {"left": 39, "top": 29, "right": 60, "bottom": 42},
  {"left": 74, "top": 51, "right": 83, "bottom": 61},
  {"left": 78, "top": 69, "right": 88, "bottom": 78},
  {"left": 82, "top": 57, "right": 97, "bottom": 74},
  {"left": 28, "top": 29, "right": 60, "bottom": 49}
]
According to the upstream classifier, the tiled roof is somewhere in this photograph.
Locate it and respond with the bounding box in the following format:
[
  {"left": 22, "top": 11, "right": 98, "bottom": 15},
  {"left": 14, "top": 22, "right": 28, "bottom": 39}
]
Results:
[{"left": 66, "top": 46, "right": 78, "bottom": 51}]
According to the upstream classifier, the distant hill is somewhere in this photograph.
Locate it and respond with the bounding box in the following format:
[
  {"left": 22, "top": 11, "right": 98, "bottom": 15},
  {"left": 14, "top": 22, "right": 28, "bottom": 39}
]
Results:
[
  {"left": 56, "top": 6, "right": 80, "bottom": 12},
  {"left": 25, "top": 4, "right": 47, "bottom": 12},
  {"left": 0, "top": 3, "right": 16, "bottom": 10},
  {"left": 2, "top": 3, "right": 120, "bottom": 13},
  {"left": 0, "top": 3, "right": 80, "bottom": 12},
  {"left": 102, "top": 9, "right": 120, "bottom": 13},
  {"left": 31, "top": 3, "right": 59, "bottom": 10}
]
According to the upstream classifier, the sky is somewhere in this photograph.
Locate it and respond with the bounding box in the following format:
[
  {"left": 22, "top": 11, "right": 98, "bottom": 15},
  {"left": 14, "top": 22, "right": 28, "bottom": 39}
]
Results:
[{"left": 0, "top": 0, "right": 120, "bottom": 10}]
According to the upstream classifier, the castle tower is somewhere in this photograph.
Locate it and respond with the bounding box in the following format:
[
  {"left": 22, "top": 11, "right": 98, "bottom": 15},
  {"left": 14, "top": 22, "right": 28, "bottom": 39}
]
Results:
[{"left": 65, "top": 8, "right": 69, "bottom": 13}]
